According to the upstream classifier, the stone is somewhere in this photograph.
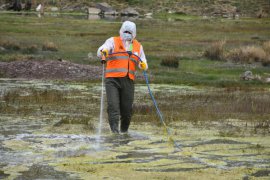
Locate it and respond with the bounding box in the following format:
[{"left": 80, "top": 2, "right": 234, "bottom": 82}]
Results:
[
  {"left": 36, "top": 4, "right": 43, "bottom": 12},
  {"left": 121, "top": 7, "right": 140, "bottom": 16},
  {"left": 96, "top": 2, "right": 117, "bottom": 15},
  {"left": 87, "top": 7, "right": 101, "bottom": 15},
  {"left": 265, "top": 77, "right": 270, "bottom": 83},
  {"left": 240, "top": 71, "right": 254, "bottom": 81},
  {"left": 104, "top": 11, "right": 118, "bottom": 16},
  {"left": 51, "top": 7, "right": 58, "bottom": 12}
]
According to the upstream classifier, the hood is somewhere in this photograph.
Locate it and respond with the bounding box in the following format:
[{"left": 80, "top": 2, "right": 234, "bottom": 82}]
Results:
[{"left": 119, "top": 21, "right": 136, "bottom": 41}]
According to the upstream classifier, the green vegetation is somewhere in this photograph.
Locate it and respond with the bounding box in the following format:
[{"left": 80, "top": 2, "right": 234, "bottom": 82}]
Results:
[
  {"left": 0, "top": 13, "right": 270, "bottom": 87},
  {"left": 0, "top": 9, "right": 269, "bottom": 179}
]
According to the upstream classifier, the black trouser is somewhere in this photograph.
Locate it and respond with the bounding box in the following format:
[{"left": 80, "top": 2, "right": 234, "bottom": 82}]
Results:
[{"left": 105, "top": 77, "right": 134, "bottom": 133}]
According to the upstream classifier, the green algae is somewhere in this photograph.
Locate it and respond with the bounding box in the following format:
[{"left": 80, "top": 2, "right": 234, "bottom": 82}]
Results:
[{"left": 0, "top": 80, "right": 270, "bottom": 179}]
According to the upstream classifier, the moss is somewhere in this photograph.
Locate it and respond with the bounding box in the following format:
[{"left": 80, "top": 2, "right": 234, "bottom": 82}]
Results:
[
  {"left": 3, "top": 140, "right": 33, "bottom": 151},
  {"left": 1, "top": 80, "right": 270, "bottom": 179}
]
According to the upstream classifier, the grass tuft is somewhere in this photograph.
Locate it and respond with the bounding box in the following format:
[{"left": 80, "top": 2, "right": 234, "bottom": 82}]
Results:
[
  {"left": 160, "top": 55, "right": 179, "bottom": 68},
  {"left": 0, "top": 40, "right": 21, "bottom": 50},
  {"left": 23, "top": 44, "right": 39, "bottom": 54},
  {"left": 203, "top": 40, "right": 226, "bottom": 61},
  {"left": 42, "top": 41, "right": 58, "bottom": 51},
  {"left": 227, "top": 46, "right": 267, "bottom": 64}
]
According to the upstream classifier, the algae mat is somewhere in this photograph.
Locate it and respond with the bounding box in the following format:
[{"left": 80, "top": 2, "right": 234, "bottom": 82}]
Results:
[{"left": 0, "top": 79, "right": 269, "bottom": 179}]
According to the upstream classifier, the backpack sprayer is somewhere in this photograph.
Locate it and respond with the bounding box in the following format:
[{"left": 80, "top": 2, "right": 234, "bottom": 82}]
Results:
[{"left": 101, "top": 51, "right": 181, "bottom": 150}]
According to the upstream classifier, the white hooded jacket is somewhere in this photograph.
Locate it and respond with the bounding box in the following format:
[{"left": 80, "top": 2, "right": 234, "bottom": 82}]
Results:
[{"left": 97, "top": 21, "right": 148, "bottom": 70}]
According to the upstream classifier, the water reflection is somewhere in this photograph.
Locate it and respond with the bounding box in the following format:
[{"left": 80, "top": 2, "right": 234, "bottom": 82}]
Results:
[{"left": 0, "top": 11, "right": 143, "bottom": 22}]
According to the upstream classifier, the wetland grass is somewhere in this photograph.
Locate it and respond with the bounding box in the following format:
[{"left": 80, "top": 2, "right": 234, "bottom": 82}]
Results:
[
  {"left": 1, "top": 14, "right": 269, "bottom": 86},
  {"left": 0, "top": 8, "right": 270, "bottom": 180}
]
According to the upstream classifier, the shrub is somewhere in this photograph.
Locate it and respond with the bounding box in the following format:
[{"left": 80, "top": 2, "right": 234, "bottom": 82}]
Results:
[
  {"left": 262, "top": 41, "right": 270, "bottom": 66},
  {"left": 160, "top": 55, "right": 179, "bottom": 68},
  {"left": 6, "top": 54, "right": 35, "bottom": 61},
  {"left": 262, "top": 41, "right": 270, "bottom": 54},
  {"left": 204, "top": 40, "right": 225, "bottom": 61},
  {"left": 23, "top": 44, "right": 39, "bottom": 54},
  {"left": 42, "top": 41, "right": 58, "bottom": 51},
  {"left": 0, "top": 40, "right": 20, "bottom": 50},
  {"left": 227, "top": 46, "right": 266, "bottom": 64}
]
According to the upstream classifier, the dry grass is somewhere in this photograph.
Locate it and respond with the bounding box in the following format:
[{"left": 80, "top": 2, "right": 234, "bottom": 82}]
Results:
[
  {"left": 42, "top": 41, "right": 58, "bottom": 51},
  {"left": 262, "top": 41, "right": 270, "bottom": 66},
  {"left": 0, "top": 40, "right": 21, "bottom": 50},
  {"left": 204, "top": 41, "right": 270, "bottom": 66},
  {"left": 263, "top": 41, "right": 270, "bottom": 53},
  {"left": 4, "top": 54, "right": 35, "bottom": 61},
  {"left": 203, "top": 40, "right": 226, "bottom": 61},
  {"left": 160, "top": 55, "right": 179, "bottom": 68},
  {"left": 23, "top": 44, "right": 39, "bottom": 54},
  {"left": 227, "top": 46, "right": 267, "bottom": 64}
]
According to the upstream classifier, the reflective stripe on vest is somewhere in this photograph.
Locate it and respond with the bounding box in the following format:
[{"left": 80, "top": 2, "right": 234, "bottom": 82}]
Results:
[
  {"left": 105, "top": 36, "right": 141, "bottom": 80},
  {"left": 107, "top": 56, "right": 139, "bottom": 66},
  {"left": 106, "top": 68, "right": 135, "bottom": 75}
]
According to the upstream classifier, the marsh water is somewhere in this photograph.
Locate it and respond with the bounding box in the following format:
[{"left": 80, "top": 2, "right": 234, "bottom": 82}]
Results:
[{"left": 0, "top": 78, "right": 269, "bottom": 179}]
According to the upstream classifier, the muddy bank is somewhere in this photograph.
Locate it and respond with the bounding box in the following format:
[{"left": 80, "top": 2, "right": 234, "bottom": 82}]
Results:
[{"left": 0, "top": 60, "right": 102, "bottom": 81}]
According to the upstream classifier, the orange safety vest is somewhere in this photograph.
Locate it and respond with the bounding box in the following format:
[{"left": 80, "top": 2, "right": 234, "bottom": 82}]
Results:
[{"left": 105, "top": 36, "right": 141, "bottom": 80}]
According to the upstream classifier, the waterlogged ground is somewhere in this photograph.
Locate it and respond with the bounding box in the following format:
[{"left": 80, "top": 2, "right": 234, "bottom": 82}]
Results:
[{"left": 0, "top": 79, "right": 270, "bottom": 179}]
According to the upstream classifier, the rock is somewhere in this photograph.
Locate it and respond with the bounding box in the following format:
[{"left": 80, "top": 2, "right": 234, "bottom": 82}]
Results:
[
  {"left": 87, "top": 52, "right": 94, "bottom": 59},
  {"left": 36, "top": 4, "right": 43, "bottom": 13},
  {"left": 104, "top": 11, "right": 118, "bottom": 16},
  {"left": 240, "top": 71, "right": 254, "bottom": 81},
  {"left": 51, "top": 7, "right": 58, "bottom": 12},
  {"left": 233, "top": 14, "right": 240, "bottom": 19},
  {"left": 144, "top": 13, "right": 153, "bottom": 17},
  {"left": 0, "top": 3, "right": 10, "bottom": 10},
  {"left": 121, "top": 7, "right": 139, "bottom": 16},
  {"left": 144, "top": 13, "right": 153, "bottom": 19},
  {"left": 256, "top": 9, "right": 268, "bottom": 18},
  {"left": 88, "top": 14, "right": 101, "bottom": 20},
  {"left": 96, "top": 2, "right": 118, "bottom": 15},
  {"left": 0, "top": 46, "right": 6, "bottom": 52},
  {"left": 87, "top": 7, "right": 101, "bottom": 15},
  {"left": 265, "top": 77, "right": 270, "bottom": 83}
]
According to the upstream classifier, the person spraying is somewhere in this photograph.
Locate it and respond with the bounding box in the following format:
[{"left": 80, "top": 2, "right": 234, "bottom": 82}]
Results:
[{"left": 97, "top": 21, "right": 148, "bottom": 134}]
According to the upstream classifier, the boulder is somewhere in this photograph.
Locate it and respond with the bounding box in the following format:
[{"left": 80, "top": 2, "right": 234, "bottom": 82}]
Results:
[
  {"left": 144, "top": 13, "right": 153, "bottom": 18},
  {"left": 0, "top": 4, "right": 10, "bottom": 10},
  {"left": 104, "top": 11, "right": 118, "bottom": 15},
  {"left": 120, "top": 7, "right": 139, "bottom": 16},
  {"left": 240, "top": 71, "right": 254, "bottom": 81},
  {"left": 88, "top": 14, "right": 101, "bottom": 20},
  {"left": 51, "top": 7, "right": 59, "bottom": 12},
  {"left": 96, "top": 2, "right": 118, "bottom": 15},
  {"left": 87, "top": 7, "right": 101, "bottom": 15},
  {"left": 265, "top": 77, "right": 270, "bottom": 83},
  {"left": 36, "top": 4, "right": 43, "bottom": 12}
]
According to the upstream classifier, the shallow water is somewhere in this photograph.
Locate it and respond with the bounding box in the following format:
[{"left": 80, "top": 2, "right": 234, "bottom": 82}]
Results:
[{"left": 0, "top": 79, "right": 269, "bottom": 179}]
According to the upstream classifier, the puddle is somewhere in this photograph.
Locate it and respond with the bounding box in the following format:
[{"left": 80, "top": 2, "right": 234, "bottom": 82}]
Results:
[{"left": 0, "top": 79, "right": 269, "bottom": 179}]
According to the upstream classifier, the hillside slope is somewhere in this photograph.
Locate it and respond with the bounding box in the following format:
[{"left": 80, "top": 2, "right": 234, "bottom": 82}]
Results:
[{"left": 0, "top": 0, "right": 269, "bottom": 17}]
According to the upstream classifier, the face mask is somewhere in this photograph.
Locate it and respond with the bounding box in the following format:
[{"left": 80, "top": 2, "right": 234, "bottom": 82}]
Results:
[{"left": 122, "top": 32, "right": 132, "bottom": 41}]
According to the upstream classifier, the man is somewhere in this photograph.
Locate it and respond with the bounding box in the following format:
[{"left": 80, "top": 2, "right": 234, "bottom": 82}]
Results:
[{"left": 97, "top": 21, "right": 148, "bottom": 133}]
